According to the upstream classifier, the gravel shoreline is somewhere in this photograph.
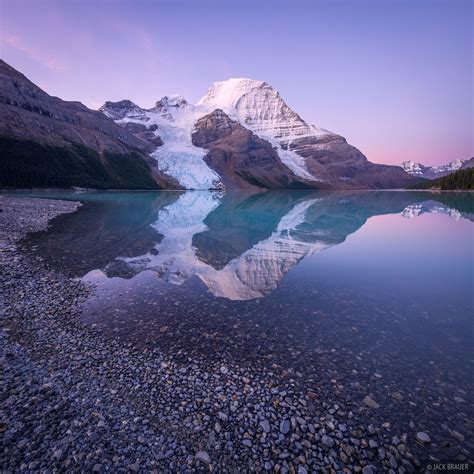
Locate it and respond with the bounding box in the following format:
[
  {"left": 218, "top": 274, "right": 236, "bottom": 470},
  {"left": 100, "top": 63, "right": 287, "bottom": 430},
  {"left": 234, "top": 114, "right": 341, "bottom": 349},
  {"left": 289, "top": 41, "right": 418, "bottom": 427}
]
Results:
[{"left": 1, "top": 197, "right": 472, "bottom": 472}]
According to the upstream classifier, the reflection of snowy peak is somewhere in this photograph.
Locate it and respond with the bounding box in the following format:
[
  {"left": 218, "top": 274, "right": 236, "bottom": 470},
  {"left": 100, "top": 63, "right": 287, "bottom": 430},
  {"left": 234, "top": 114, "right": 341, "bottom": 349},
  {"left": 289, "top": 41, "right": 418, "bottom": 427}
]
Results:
[
  {"left": 402, "top": 202, "right": 462, "bottom": 220},
  {"left": 111, "top": 194, "right": 328, "bottom": 300}
]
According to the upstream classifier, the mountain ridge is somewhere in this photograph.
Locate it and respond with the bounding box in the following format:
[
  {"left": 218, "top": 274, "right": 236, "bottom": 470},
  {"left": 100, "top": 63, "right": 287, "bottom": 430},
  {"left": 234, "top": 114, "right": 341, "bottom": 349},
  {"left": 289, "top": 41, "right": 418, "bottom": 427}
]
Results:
[
  {"left": 101, "top": 76, "right": 416, "bottom": 190},
  {"left": 0, "top": 60, "right": 177, "bottom": 189},
  {"left": 401, "top": 158, "right": 474, "bottom": 179},
  {"left": 0, "top": 61, "right": 417, "bottom": 190}
]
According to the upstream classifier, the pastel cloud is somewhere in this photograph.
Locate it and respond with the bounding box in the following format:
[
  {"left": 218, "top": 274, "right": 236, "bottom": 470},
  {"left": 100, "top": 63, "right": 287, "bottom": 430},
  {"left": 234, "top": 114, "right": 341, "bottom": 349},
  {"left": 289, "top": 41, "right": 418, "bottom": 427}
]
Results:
[{"left": 2, "top": 34, "right": 66, "bottom": 72}]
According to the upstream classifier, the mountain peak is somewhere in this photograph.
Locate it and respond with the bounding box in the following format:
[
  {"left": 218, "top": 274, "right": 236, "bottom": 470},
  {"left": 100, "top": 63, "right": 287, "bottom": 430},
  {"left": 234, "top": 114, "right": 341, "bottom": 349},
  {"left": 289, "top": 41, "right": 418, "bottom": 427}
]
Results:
[
  {"left": 401, "top": 161, "right": 424, "bottom": 174},
  {"left": 197, "top": 76, "right": 332, "bottom": 148},
  {"left": 401, "top": 158, "right": 471, "bottom": 179},
  {"left": 197, "top": 78, "right": 268, "bottom": 110},
  {"left": 99, "top": 100, "right": 144, "bottom": 120},
  {"left": 154, "top": 94, "right": 189, "bottom": 110}
]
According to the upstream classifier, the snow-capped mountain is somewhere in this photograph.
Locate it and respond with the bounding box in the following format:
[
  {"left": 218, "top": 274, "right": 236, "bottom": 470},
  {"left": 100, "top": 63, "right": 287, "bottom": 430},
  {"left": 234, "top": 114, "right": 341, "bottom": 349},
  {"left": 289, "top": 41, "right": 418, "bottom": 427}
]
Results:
[
  {"left": 100, "top": 78, "right": 416, "bottom": 190},
  {"left": 402, "top": 202, "right": 463, "bottom": 220},
  {"left": 197, "top": 78, "right": 329, "bottom": 141},
  {"left": 102, "top": 96, "right": 222, "bottom": 190},
  {"left": 401, "top": 159, "right": 472, "bottom": 179}
]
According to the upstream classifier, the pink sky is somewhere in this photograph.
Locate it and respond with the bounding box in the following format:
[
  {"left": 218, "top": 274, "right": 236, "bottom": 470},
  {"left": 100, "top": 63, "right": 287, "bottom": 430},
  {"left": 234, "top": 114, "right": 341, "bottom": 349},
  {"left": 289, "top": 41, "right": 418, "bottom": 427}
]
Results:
[{"left": 1, "top": 0, "right": 472, "bottom": 166}]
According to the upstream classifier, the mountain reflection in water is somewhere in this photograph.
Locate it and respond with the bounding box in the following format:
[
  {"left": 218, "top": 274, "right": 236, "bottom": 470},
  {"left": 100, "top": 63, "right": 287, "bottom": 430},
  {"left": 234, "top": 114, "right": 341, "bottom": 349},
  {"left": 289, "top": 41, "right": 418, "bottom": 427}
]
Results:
[
  {"left": 17, "top": 190, "right": 473, "bottom": 459},
  {"left": 22, "top": 190, "right": 473, "bottom": 301}
]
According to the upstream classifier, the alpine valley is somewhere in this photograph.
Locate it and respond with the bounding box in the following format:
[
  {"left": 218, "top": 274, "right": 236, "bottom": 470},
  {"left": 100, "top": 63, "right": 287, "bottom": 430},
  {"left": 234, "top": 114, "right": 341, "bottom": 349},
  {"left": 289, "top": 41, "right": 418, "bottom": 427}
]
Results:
[{"left": 1, "top": 60, "right": 417, "bottom": 190}]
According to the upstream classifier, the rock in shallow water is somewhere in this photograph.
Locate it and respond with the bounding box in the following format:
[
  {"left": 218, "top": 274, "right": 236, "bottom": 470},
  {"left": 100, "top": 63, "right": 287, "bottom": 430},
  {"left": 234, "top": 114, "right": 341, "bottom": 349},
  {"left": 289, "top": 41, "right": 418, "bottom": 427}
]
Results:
[
  {"left": 363, "top": 396, "right": 380, "bottom": 409},
  {"left": 416, "top": 432, "right": 431, "bottom": 444}
]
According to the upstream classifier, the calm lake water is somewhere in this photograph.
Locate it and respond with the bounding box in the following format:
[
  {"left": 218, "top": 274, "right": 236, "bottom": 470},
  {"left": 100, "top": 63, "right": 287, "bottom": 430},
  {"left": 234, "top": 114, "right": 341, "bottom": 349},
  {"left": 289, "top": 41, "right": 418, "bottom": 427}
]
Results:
[{"left": 16, "top": 190, "right": 474, "bottom": 456}]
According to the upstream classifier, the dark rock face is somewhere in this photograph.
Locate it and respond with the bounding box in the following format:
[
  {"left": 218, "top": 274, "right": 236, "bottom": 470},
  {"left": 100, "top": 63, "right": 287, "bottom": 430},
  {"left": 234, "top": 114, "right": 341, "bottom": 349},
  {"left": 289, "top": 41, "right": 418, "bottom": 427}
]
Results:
[
  {"left": 198, "top": 78, "right": 418, "bottom": 189},
  {"left": 0, "top": 60, "right": 176, "bottom": 189},
  {"left": 123, "top": 122, "right": 164, "bottom": 147},
  {"left": 0, "top": 61, "right": 148, "bottom": 154},
  {"left": 99, "top": 101, "right": 165, "bottom": 147},
  {"left": 192, "top": 110, "right": 314, "bottom": 189},
  {"left": 285, "top": 135, "right": 416, "bottom": 189}
]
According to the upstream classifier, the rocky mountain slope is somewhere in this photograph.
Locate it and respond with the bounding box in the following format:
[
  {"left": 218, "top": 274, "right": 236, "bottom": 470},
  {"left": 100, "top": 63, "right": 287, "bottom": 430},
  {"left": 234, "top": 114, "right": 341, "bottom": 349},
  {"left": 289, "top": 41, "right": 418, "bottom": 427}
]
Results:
[
  {"left": 197, "top": 79, "right": 415, "bottom": 189},
  {"left": 401, "top": 158, "right": 474, "bottom": 179},
  {"left": 0, "top": 60, "right": 176, "bottom": 189},
  {"left": 0, "top": 60, "right": 418, "bottom": 191},
  {"left": 101, "top": 78, "right": 417, "bottom": 190},
  {"left": 192, "top": 110, "right": 312, "bottom": 189}
]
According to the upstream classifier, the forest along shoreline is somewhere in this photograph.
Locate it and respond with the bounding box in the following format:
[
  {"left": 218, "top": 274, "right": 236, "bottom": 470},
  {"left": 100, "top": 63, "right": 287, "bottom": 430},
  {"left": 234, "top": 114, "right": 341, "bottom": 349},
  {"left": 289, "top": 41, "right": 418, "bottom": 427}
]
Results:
[{"left": 0, "top": 196, "right": 470, "bottom": 472}]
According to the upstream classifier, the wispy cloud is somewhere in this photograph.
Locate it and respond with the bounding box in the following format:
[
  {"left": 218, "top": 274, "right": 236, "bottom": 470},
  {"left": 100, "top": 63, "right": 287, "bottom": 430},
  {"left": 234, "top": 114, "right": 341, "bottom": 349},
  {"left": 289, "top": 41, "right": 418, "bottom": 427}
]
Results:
[{"left": 2, "top": 34, "right": 66, "bottom": 71}]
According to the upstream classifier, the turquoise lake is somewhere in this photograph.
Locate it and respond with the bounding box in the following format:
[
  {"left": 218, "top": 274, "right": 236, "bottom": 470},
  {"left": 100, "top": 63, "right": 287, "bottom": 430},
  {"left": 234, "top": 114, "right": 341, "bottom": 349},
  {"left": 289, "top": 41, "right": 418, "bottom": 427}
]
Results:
[{"left": 15, "top": 190, "right": 474, "bottom": 456}]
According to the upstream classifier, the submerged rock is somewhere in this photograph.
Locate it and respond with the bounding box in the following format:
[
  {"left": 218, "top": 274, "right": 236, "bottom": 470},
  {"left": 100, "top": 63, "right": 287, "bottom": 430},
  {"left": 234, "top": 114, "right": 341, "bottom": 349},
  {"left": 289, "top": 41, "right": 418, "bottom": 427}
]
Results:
[
  {"left": 363, "top": 396, "right": 380, "bottom": 409},
  {"left": 416, "top": 432, "right": 431, "bottom": 444}
]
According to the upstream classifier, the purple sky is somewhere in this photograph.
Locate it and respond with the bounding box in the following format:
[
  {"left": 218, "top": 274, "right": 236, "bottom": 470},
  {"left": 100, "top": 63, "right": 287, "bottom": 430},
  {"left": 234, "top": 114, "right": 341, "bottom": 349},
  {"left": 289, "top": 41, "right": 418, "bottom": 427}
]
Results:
[{"left": 1, "top": 0, "right": 472, "bottom": 165}]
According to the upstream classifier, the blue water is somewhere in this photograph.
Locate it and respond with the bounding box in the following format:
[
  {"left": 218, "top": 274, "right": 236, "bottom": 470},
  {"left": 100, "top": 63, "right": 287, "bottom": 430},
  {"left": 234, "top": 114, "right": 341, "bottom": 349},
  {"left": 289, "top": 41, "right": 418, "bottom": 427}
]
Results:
[{"left": 14, "top": 189, "right": 474, "bottom": 461}]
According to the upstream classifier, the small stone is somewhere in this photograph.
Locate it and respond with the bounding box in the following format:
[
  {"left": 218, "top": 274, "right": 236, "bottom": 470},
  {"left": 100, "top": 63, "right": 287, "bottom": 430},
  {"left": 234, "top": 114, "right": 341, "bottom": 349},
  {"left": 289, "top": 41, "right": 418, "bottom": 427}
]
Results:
[
  {"left": 449, "top": 430, "right": 465, "bottom": 442},
  {"left": 362, "top": 466, "right": 374, "bottom": 474},
  {"left": 363, "top": 396, "right": 380, "bottom": 409},
  {"left": 322, "top": 435, "right": 334, "bottom": 448},
  {"left": 298, "top": 467, "right": 308, "bottom": 474},
  {"left": 52, "top": 449, "right": 63, "bottom": 461},
  {"left": 242, "top": 376, "right": 251, "bottom": 384},
  {"left": 260, "top": 419, "right": 271, "bottom": 433},
  {"left": 242, "top": 439, "right": 252, "bottom": 448},
  {"left": 391, "top": 392, "right": 403, "bottom": 401},
  {"left": 195, "top": 451, "right": 211, "bottom": 464},
  {"left": 92, "top": 464, "right": 102, "bottom": 472},
  {"left": 220, "top": 366, "right": 228, "bottom": 374},
  {"left": 280, "top": 420, "right": 290, "bottom": 435},
  {"left": 416, "top": 432, "right": 431, "bottom": 444}
]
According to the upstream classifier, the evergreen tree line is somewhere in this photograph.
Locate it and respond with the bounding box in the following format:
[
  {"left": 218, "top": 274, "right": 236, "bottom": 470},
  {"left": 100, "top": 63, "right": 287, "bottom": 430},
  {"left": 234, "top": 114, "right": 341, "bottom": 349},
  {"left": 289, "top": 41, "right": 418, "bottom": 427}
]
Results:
[
  {"left": 411, "top": 168, "right": 473, "bottom": 190},
  {"left": 0, "top": 137, "right": 159, "bottom": 189}
]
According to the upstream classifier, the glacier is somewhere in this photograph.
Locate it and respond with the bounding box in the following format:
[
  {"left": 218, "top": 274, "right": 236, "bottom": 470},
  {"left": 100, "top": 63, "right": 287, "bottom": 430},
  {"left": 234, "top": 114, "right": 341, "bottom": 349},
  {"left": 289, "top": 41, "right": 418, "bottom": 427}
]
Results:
[{"left": 106, "top": 96, "right": 223, "bottom": 190}]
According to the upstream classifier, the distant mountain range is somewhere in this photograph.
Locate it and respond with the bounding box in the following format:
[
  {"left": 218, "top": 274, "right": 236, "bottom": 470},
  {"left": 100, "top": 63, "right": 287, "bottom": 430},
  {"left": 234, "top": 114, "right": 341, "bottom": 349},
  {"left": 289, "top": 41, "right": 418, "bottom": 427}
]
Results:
[
  {"left": 0, "top": 59, "right": 438, "bottom": 190},
  {"left": 401, "top": 158, "right": 474, "bottom": 179}
]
